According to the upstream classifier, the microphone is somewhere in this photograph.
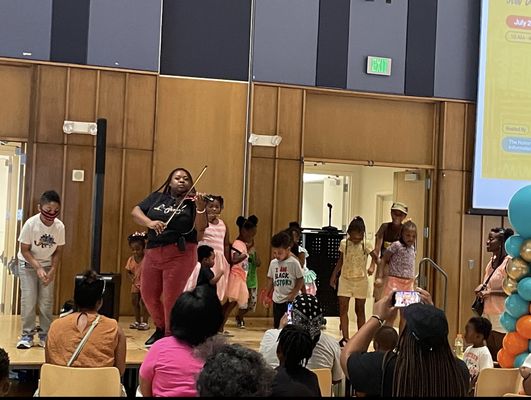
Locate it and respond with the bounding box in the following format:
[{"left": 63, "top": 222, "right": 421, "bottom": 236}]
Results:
[{"left": 327, "top": 203, "right": 332, "bottom": 209}]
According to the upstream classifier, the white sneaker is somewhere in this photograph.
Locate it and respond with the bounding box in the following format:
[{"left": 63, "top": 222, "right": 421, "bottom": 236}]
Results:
[
  {"left": 16, "top": 336, "right": 34, "bottom": 349},
  {"left": 38, "top": 335, "right": 46, "bottom": 348}
]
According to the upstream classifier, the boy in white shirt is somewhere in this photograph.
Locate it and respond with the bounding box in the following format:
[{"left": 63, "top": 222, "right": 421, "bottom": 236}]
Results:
[
  {"left": 265, "top": 231, "right": 304, "bottom": 328},
  {"left": 463, "top": 317, "right": 494, "bottom": 393},
  {"left": 16, "top": 190, "right": 65, "bottom": 349}
]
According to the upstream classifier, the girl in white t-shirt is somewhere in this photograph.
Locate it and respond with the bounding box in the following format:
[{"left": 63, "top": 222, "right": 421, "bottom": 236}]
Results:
[
  {"left": 16, "top": 190, "right": 65, "bottom": 349},
  {"left": 463, "top": 317, "right": 494, "bottom": 394}
]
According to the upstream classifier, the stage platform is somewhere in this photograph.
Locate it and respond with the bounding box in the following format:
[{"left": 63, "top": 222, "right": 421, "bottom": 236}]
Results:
[{"left": 0, "top": 314, "right": 348, "bottom": 369}]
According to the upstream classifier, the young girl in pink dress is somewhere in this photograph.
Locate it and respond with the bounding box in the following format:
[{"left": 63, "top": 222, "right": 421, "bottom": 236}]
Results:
[
  {"left": 220, "top": 215, "right": 259, "bottom": 333},
  {"left": 184, "top": 196, "right": 231, "bottom": 302}
]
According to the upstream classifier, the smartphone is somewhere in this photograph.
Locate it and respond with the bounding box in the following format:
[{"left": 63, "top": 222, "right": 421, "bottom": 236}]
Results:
[
  {"left": 392, "top": 290, "right": 421, "bottom": 307},
  {"left": 287, "top": 303, "right": 293, "bottom": 324}
]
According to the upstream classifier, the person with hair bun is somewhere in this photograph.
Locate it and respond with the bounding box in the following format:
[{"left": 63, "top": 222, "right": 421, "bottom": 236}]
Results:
[
  {"left": 45, "top": 270, "right": 126, "bottom": 376},
  {"left": 125, "top": 231, "right": 150, "bottom": 330},
  {"left": 220, "top": 215, "right": 259, "bottom": 334},
  {"left": 330, "top": 216, "right": 377, "bottom": 346},
  {"left": 475, "top": 226, "right": 514, "bottom": 359}
]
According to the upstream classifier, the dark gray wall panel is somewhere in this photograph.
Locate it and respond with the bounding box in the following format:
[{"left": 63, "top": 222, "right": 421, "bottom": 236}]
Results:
[
  {"left": 87, "top": 0, "right": 162, "bottom": 71},
  {"left": 160, "top": 0, "right": 251, "bottom": 81},
  {"left": 51, "top": 0, "right": 90, "bottom": 64},
  {"left": 0, "top": 0, "right": 52, "bottom": 61},
  {"left": 253, "top": 0, "right": 319, "bottom": 86},
  {"left": 347, "top": 0, "right": 408, "bottom": 94},
  {"left": 434, "top": 0, "right": 480, "bottom": 101}
]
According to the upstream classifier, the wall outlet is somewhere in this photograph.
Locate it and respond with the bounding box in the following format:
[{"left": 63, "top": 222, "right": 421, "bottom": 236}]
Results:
[{"left": 72, "top": 169, "right": 85, "bottom": 182}]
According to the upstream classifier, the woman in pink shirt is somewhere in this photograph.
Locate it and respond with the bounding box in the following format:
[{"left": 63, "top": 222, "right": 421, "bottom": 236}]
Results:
[
  {"left": 475, "top": 227, "right": 514, "bottom": 360},
  {"left": 139, "top": 285, "right": 223, "bottom": 397}
]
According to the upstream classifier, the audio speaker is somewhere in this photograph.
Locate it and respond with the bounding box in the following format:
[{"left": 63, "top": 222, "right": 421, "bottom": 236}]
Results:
[{"left": 75, "top": 273, "right": 121, "bottom": 320}]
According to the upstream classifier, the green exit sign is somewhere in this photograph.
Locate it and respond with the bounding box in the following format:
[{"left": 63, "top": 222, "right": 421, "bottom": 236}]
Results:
[{"left": 367, "top": 56, "right": 392, "bottom": 76}]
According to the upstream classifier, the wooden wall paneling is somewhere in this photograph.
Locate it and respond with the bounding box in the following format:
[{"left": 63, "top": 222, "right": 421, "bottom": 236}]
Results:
[
  {"left": 120, "top": 149, "right": 153, "bottom": 315},
  {"left": 248, "top": 156, "right": 275, "bottom": 317},
  {"left": 125, "top": 73, "right": 156, "bottom": 150},
  {"left": 277, "top": 88, "right": 303, "bottom": 160},
  {"left": 98, "top": 71, "right": 125, "bottom": 148},
  {"left": 99, "top": 148, "right": 122, "bottom": 274},
  {"left": 434, "top": 169, "right": 464, "bottom": 339},
  {"left": 274, "top": 159, "right": 302, "bottom": 232},
  {"left": 58, "top": 145, "right": 94, "bottom": 311},
  {"left": 464, "top": 104, "right": 476, "bottom": 173},
  {"left": 29, "top": 143, "right": 64, "bottom": 216},
  {"left": 304, "top": 93, "right": 436, "bottom": 167},
  {"left": 35, "top": 65, "right": 67, "bottom": 144},
  {"left": 66, "top": 68, "right": 97, "bottom": 146},
  {"left": 439, "top": 102, "right": 466, "bottom": 171},
  {"left": 0, "top": 63, "right": 32, "bottom": 139},
  {"left": 251, "top": 85, "right": 278, "bottom": 159},
  {"left": 154, "top": 77, "right": 247, "bottom": 231}
]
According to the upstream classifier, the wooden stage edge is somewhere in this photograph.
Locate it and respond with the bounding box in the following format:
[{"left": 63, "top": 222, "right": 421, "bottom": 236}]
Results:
[{"left": 0, "top": 315, "right": 349, "bottom": 369}]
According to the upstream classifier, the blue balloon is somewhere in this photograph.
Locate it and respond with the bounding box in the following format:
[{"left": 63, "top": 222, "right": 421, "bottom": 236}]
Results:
[
  {"left": 506, "top": 235, "right": 525, "bottom": 258},
  {"left": 508, "top": 185, "right": 531, "bottom": 238},
  {"left": 500, "top": 312, "right": 517, "bottom": 332},
  {"left": 505, "top": 293, "right": 529, "bottom": 319},
  {"left": 515, "top": 352, "right": 530, "bottom": 368},
  {"left": 519, "top": 277, "right": 531, "bottom": 301}
]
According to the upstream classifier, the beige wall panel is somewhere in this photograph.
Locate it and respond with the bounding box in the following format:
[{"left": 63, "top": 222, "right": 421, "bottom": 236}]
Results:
[
  {"left": 67, "top": 68, "right": 97, "bottom": 146},
  {"left": 274, "top": 159, "right": 302, "bottom": 232},
  {"left": 99, "top": 148, "right": 122, "bottom": 274},
  {"left": 277, "top": 88, "right": 303, "bottom": 160},
  {"left": 0, "top": 63, "right": 32, "bottom": 139},
  {"left": 59, "top": 145, "right": 94, "bottom": 310},
  {"left": 36, "top": 66, "right": 67, "bottom": 144},
  {"left": 252, "top": 85, "right": 278, "bottom": 159},
  {"left": 459, "top": 214, "right": 483, "bottom": 332},
  {"left": 304, "top": 93, "right": 435, "bottom": 166},
  {"left": 155, "top": 77, "right": 247, "bottom": 232},
  {"left": 439, "top": 102, "right": 466, "bottom": 171},
  {"left": 120, "top": 149, "right": 153, "bottom": 316},
  {"left": 248, "top": 156, "right": 275, "bottom": 317},
  {"left": 125, "top": 74, "right": 156, "bottom": 150},
  {"left": 98, "top": 71, "right": 126, "bottom": 148},
  {"left": 435, "top": 170, "right": 464, "bottom": 339}
]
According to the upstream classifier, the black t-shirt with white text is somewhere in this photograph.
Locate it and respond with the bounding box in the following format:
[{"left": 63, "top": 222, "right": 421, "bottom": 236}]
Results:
[{"left": 138, "top": 192, "right": 197, "bottom": 248}]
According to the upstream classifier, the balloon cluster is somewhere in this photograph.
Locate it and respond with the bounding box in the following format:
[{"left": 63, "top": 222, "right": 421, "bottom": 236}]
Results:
[{"left": 498, "top": 186, "right": 531, "bottom": 368}]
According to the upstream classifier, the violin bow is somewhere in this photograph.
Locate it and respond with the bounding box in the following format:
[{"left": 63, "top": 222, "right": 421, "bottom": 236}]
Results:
[{"left": 165, "top": 165, "right": 208, "bottom": 226}]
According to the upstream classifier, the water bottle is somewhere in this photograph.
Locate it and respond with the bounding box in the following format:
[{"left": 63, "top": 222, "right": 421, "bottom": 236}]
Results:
[{"left": 454, "top": 333, "right": 464, "bottom": 359}]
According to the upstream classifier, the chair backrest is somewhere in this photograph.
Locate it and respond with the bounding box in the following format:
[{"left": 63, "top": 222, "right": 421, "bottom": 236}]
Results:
[
  {"left": 475, "top": 368, "right": 523, "bottom": 397},
  {"left": 312, "top": 368, "right": 332, "bottom": 397},
  {"left": 39, "top": 363, "right": 122, "bottom": 397}
]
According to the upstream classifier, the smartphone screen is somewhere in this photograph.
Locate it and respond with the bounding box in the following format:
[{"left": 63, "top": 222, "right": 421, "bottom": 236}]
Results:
[
  {"left": 393, "top": 291, "right": 421, "bottom": 307},
  {"left": 287, "top": 303, "right": 293, "bottom": 324}
]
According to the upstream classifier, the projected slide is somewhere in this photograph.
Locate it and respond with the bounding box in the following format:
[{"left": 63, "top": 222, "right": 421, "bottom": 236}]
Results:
[{"left": 473, "top": 0, "right": 531, "bottom": 212}]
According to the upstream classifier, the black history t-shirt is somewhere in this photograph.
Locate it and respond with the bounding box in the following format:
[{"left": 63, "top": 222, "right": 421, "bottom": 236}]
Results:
[{"left": 138, "top": 192, "right": 197, "bottom": 248}]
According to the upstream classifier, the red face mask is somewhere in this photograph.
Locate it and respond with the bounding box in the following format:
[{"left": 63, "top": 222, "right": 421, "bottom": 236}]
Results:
[{"left": 41, "top": 209, "right": 59, "bottom": 223}]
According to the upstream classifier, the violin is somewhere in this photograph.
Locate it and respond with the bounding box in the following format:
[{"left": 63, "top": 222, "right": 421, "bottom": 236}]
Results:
[{"left": 165, "top": 166, "right": 209, "bottom": 225}]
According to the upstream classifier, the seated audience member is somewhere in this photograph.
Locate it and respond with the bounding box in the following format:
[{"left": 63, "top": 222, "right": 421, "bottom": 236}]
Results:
[
  {"left": 373, "top": 326, "right": 399, "bottom": 353},
  {"left": 271, "top": 324, "right": 321, "bottom": 397},
  {"left": 139, "top": 285, "right": 223, "bottom": 397},
  {"left": 463, "top": 317, "right": 493, "bottom": 394},
  {"left": 0, "top": 348, "right": 10, "bottom": 397},
  {"left": 259, "top": 294, "right": 344, "bottom": 384},
  {"left": 197, "top": 343, "right": 275, "bottom": 397},
  {"left": 45, "top": 270, "right": 126, "bottom": 376},
  {"left": 341, "top": 288, "right": 470, "bottom": 397}
]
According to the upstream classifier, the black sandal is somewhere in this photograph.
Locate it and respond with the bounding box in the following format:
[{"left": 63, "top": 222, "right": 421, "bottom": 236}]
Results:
[{"left": 339, "top": 338, "right": 348, "bottom": 347}]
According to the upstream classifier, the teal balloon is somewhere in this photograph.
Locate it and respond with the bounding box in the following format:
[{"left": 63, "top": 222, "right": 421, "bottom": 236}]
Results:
[
  {"left": 506, "top": 235, "right": 525, "bottom": 258},
  {"left": 500, "top": 312, "right": 517, "bottom": 332},
  {"left": 505, "top": 293, "right": 529, "bottom": 319},
  {"left": 518, "top": 277, "right": 531, "bottom": 301},
  {"left": 508, "top": 185, "right": 531, "bottom": 238},
  {"left": 514, "top": 352, "right": 530, "bottom": 368}
]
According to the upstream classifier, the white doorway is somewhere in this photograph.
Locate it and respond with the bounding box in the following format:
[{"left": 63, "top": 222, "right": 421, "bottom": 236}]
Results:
[{"left": 0, "top": 141, "right": 26, "bottom": 315}]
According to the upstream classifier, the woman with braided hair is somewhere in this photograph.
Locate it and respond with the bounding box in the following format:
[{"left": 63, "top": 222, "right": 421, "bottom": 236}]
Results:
[
  {"left": 342, "top": 289, "right": 470, "bottom": 397},
  {"left": 271, "top": 324, "right": 321, "bottom": 397}
]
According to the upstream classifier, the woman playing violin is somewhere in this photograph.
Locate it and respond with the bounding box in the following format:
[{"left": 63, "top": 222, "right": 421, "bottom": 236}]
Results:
[{"left": 131, "top": 168, "right": 208, "bottom": 347}]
